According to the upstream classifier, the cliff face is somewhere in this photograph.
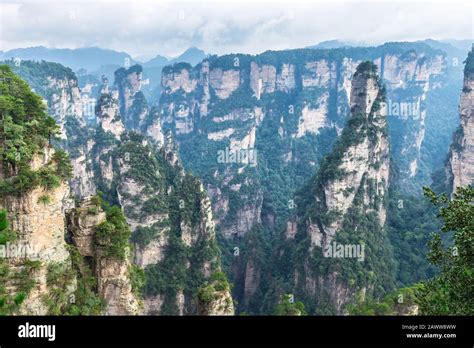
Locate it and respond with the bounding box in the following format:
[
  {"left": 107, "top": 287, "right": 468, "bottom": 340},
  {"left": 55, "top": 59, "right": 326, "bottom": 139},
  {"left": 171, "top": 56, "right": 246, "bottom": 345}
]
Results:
[
  {"left": 1, "top": 60, "right": 233, "bottom": 316},
  {"left": 305, "top": 63, "right": 390, "bottom": 248},
  {"left": 69, "top": 198, "right": 141, "bottom": 315},
  {"left": 152, "top": 43, "right": 447, "bottom": 244},
  {"left": 0, "top": 64, "right": 142, "bottom": 316},
  {"left": 115, "top": 65, "right": 148, "bottom": 131},
  {"left": 158, "top": 60, "right": 265, "bottom": 239},
  {"left": 8, "top": 61, "right": 96, "bottom": 199},
  {"left": 97, "top": 84, "right": 126, "bottom": 140},
  {"left": 0, "top": 130, "right": 138, "bottom": 316},
  {"left": 150, "top": 43, "right": 448, "bottom": 312},
  {"left": 68, "top": 142, "right": 96, "bottom": 199},
  {"left": 92, "top": 82, "right": 126, "bottom": 193},
  {"left": 0, "top": 65, "right": 76, "bottom": 315},
  {"left": 448, "top": 48, "right": 474, "bottom": 192},
  {"left": 69, "top": 198, "right": 106, "bottom": 256},
  {"left": 43, "top": 69, "right": 96, "bottom": 199},
  {"left": 2, "top": 71, "right": 226, "bottom": 316},
  {"left": 94, "top": 86, "right": 160, "bottom": 259},
  {"left": 383, "top": 52, "right": 447, "bottom": 191},
  {"left": 139, "top": 178, "right": 232, "bottom": 315},
  {"left": 274, "top": 62, "right": 394, "bottom": 314},
  {"left": 90, "top": 84, "right": 233, "bottom": 315},
  {"left": 95, "top": 247, "right": 141, "bottom": 315},
  {"left": 3, "top": 42, "right": 460, "bottom": 316},
  {"left": 47, "top": 76, "right": 87, "bottom": 135},
  {"left": 2, "top": 148, "right": 72, "bottom": 263},
  {"left": 197, "top": 272, "right": 235, "bottom": 315},
  {"left": 0, "top": 149, "right": 73, "bottom": 315}
]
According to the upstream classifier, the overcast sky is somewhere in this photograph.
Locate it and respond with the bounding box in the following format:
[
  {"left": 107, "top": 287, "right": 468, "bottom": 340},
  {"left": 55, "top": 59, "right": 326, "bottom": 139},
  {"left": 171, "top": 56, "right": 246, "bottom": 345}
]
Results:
[{"left": 0, "top": 0, "right": 472, "bottom": 59}]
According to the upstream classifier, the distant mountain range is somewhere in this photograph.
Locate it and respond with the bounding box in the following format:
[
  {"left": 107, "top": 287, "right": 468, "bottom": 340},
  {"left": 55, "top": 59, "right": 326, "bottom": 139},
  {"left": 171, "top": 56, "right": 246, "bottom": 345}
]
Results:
[
  {"left": 143, "top": 47, "right": 207, "bottom": 68},
  {"left": 2, "top": 40, "right": 468, "bottom": 106},
  {"left": 168, "top": 47, "right": 207, "bottom": 66},
  {"left": 2, "top": 40, "right": 469, "bottom": 74},
  {"left": 307, "top": 39, "right": 472, "bottom": 53},
  {"left": 0, "top": 46, "right": 135, "bottom": 73},
  {"left": 0, "top": 46, "right": 208, "bottom": 73},
  {"left": 306, "top": 40, "right": 360, "bottom": 49}
]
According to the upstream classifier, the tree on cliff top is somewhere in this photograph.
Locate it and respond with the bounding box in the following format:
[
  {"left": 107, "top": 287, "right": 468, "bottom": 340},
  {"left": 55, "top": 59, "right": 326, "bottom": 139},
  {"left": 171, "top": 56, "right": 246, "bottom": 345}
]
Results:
[{"left": 0, "top": 65, "right": 72, "bottom": 197}]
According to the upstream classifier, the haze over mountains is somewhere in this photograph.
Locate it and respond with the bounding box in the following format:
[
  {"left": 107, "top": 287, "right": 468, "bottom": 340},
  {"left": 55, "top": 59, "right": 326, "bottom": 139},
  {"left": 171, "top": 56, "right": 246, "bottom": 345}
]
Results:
[
  {"left": 307, "top": 39, "right": 472, "bottom": 52},
  {"left": 2, "top": 39, "right": 471, "bottom": 75},
  {"left": 0, "top": 46, "right": 207, "bottom": 73},
  {"left": 0, "top": 33, "right": 472, "bottom": 316}
]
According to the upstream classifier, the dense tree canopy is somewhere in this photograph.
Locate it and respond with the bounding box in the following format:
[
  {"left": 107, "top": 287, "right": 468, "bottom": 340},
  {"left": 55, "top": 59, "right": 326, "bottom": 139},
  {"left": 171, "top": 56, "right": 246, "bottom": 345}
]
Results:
[
  {"left": 417, "top": 186, "right": 474, "bottom": 315},
  {"left": 0, "top": 65, "right": 72, "bottom": 197}
]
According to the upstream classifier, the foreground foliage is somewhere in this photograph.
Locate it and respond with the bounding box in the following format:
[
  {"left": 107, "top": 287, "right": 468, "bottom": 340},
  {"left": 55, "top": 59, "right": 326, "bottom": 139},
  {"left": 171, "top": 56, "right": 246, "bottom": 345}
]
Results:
[{"left": 417, "top": 186, "right": 474, "bottom": 315}]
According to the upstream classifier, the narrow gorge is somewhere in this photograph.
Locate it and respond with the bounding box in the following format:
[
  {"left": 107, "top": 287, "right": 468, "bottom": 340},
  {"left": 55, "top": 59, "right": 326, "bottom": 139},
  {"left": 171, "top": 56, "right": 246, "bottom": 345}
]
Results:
[{"left": 0, "top": 41, "right": 472, "bottom": 316}]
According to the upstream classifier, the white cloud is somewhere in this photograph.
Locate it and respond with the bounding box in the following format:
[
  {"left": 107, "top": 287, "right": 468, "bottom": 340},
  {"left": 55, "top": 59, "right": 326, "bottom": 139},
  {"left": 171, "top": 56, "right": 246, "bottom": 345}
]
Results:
[{"left": 0, "top": 0, "right": 472, "bottom": 57}]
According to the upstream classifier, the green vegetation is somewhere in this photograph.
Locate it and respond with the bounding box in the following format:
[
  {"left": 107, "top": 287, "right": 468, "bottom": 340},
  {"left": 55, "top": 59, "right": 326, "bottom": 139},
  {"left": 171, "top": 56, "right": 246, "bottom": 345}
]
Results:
[
  {"left": 0, "top": 212, "right": 105, "bottom": 315},
  {"left": 61, "top": 245, "right": 105, "bottom": 315},
  {"left": 87, "top": 193, "right": 134, "bottom": 264},
  {"left": 0, "top": 64, "right": 58, "bottom": 164},
  {"left": 0, "top": 42, "right": 462, "bottom": 316},
  {"left": 116, "top": 133, "right": 166, "bottom": 193},
  {"left": 129, "top": 264, "right": 146, "bottom": 298},
  {"left": 131, "top": 226, "right": 158, "bottom": 248},
  {"left": 196, "top": 271, "right": 233, "bottom": 314},
  {"left": 162, "top": 62, "right": 192, "bottom": 75},
  {"left": 162, "top": 44, "right": 455, "bottom": 316},
  {"left": 37, "top": 194, "right": 51, "bottom": 205},
  {"left": 260, "top": 63, "right": 395, "bottom": 315},
  {"left": 43, "top": 261, "right": 77, "bottom": 315},
  {"left": 3, "top": 60, "right": 76, "bottom": 99},
  {"left": 273, "top": 294, "right": 307, "bottom": 316},
  {"left": 0, "top": 259, "right": 40, "bottom": 315},
  {"left": 197, "top": 271, "right": 231, "bottom": 301},
  {"left": 416, "top": 186, "right": 474, "bottom": 315},
  {"left": 127, "top": 91, "right": 147, "bottom": 129},
  {"left": 463, "top": 47, "right": 474, "bottom": 75},
  {"left": 143, "top": 232, "right": 187, "bottom": 314},
  {"left": 355, "top": 61, "right": 378, "bottom": 75},
  {"left": 87, "top": 100, "right": 223, "bottom": 314},
  {"left": 137, "top": 156, "right": 223, "bottom": 314},
  {"left": 224, "top": 224, "right": 272, "bottom": 314},
  {"left": 95, "top": 205, "right": 131, "bottom": 261},
  {"left": 64, "top": 116, "right": 91, "bottom": 158},
  {"left": 0, "top": 65, "right": 73, "bottom": 198},
  {"left": 0, "top": 66, "right": 78, "bottom": 316},
  {"left": 0, "top": 209, "right": 16, "bottom": 244},
  {"left": 0, "top": 213, "right": 40, "bottom": 315},
  {"left": 348, "top": 285, "right": 422, "bottom": 315},
  {"left": 350, "top": 185, "right": 474, "bottom": 316},
  {"left": 143, "top": 187, "right": 221, "bottom": 314},
  {"left": 114, "top": 64, "right": 143, "bottom": 85},
  {"left": 387, "top": 193, "right": 439, "bottom": 286}
]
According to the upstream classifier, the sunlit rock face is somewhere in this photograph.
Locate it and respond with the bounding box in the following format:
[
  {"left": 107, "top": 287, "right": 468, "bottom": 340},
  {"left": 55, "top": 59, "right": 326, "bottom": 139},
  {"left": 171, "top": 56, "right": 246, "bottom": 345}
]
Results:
[
  {"left": 448, "top": 48, "right": 474, "bottom": 192},
  {"left": 0, "top": 148, "right": 72, "bottom": 315}
]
